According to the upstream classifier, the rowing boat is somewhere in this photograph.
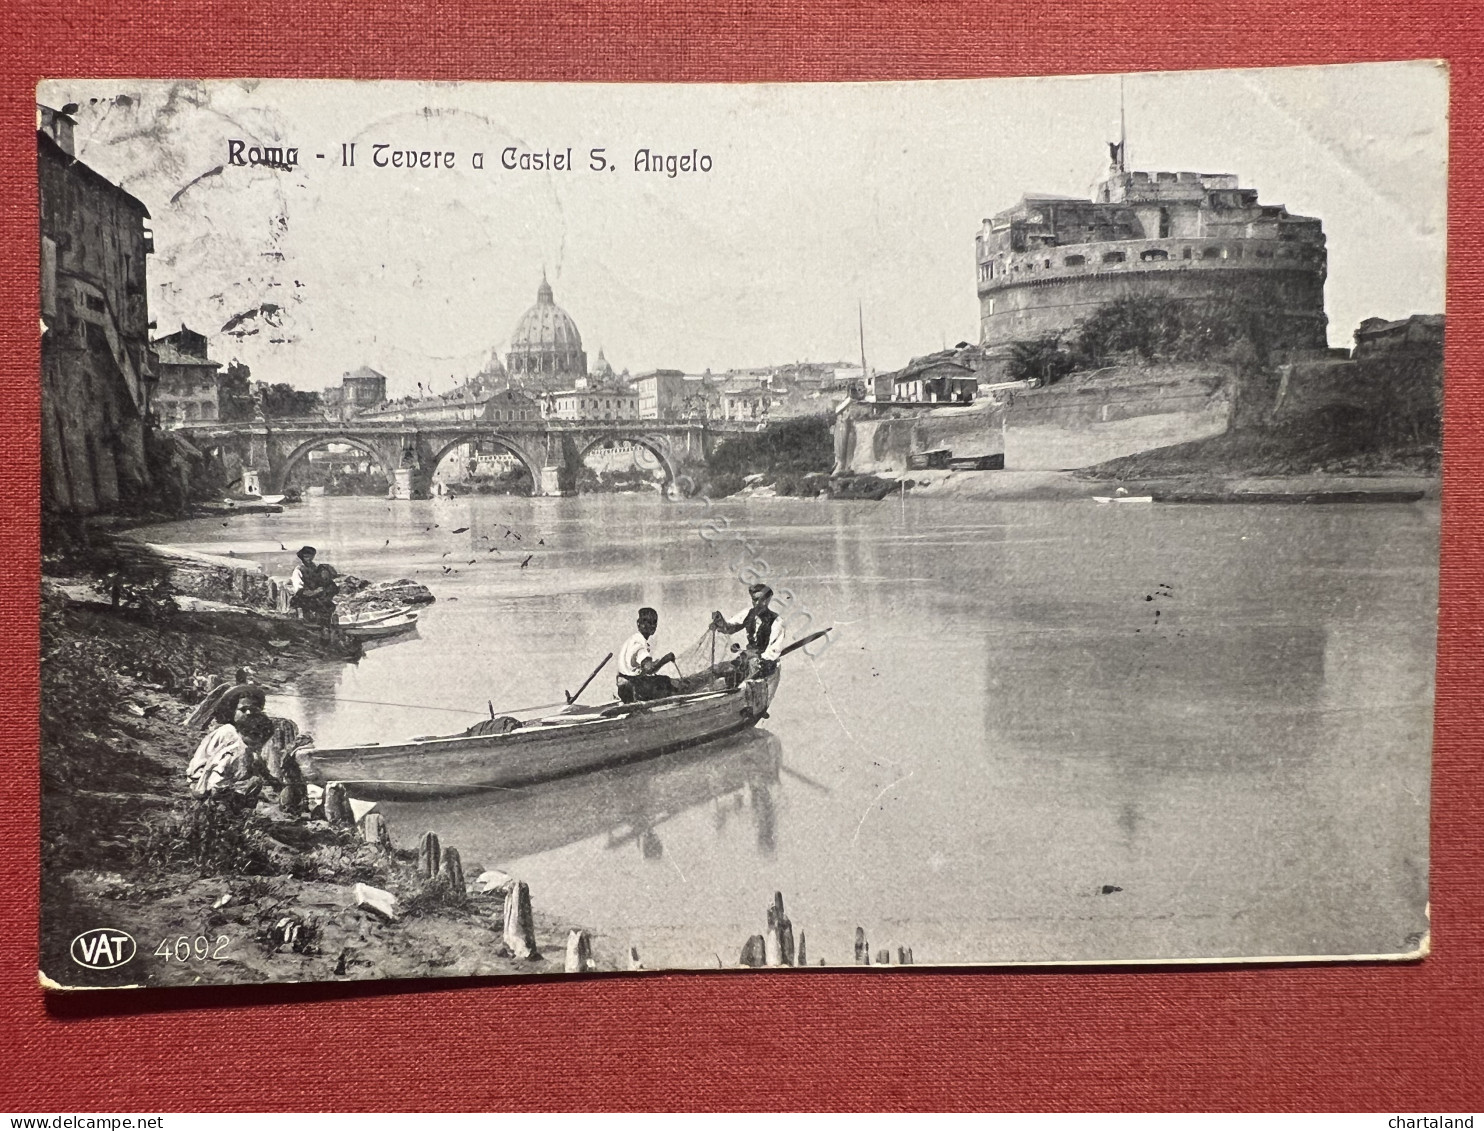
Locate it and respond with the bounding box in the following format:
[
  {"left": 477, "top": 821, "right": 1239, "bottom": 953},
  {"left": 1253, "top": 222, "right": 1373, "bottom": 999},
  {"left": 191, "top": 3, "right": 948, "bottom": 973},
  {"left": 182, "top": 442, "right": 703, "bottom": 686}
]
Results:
[
  {"left": 340, "top": 611, "right": 419, "bottom": 639},
  {"left": 305, "top": 668, "right": 782, "bottom": 800}
]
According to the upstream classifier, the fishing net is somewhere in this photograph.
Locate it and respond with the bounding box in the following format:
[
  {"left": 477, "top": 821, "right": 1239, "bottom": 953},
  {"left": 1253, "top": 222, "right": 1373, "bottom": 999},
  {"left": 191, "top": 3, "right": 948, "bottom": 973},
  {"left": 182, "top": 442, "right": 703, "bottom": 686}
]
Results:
[{"left": 669, "top": 624, "right": 745, "bottom": 689}]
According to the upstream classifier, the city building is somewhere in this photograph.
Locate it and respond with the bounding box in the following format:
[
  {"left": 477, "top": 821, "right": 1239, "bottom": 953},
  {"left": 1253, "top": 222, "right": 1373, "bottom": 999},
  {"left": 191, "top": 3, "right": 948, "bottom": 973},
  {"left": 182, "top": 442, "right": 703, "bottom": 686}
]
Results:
[
  {"left": 633, "top": 369, "right": 690, "bottom": 419},
  {"left": 544, "top": 387, "right": 640, "bottom": 421},
  {"left": 322, "top": 366, "right": 388, "bottom": 419},
  {"left": 151, "top": 325, "right": 223, "bottom": 425},
  {"left": 482, "top": 388, "right": 541, "bottom": 424},
  {"left": 976, "top": 154, "right": 1328, "bottom": 369},
  {"left": 505, "top": 273, "right": 588, "bottom": 389},
  {"left": 39, "top": 105, "right": 156, "bottom": 516},
  {"left": 891, "top": 357, "right": 978, "bottom": 404},
  {"left": 719, "top": 385, "right": 774, "bottom": 421}
]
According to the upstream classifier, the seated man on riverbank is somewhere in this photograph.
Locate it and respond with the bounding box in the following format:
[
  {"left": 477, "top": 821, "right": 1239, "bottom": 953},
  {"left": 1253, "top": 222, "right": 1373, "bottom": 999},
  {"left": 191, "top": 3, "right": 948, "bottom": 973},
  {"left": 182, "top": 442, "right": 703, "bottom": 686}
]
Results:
[
  {"left": 187, "top": 691, "right": 281, "bottom": 811},
  {"left": 287, "top": 546, "right": 339, "bottom": 628},
  {"left": 617, "top": 607, "right": 679, "bottom": 703},
  {"left": 712, "top": 583, "right": 784, "bottom": 679}
]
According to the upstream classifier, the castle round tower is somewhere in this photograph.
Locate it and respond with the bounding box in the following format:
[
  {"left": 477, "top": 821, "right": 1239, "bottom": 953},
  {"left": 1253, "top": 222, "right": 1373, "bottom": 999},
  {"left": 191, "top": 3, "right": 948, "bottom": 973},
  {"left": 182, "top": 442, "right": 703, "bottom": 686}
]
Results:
[{"left": 976, "top": 167, "right": 1328, "bottom": 359}]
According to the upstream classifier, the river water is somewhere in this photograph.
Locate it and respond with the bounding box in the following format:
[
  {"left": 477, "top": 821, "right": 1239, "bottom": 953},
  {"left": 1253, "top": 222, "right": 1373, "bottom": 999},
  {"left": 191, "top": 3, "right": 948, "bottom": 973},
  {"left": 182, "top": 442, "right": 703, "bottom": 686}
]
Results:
[{"left": 135, "top": 491, "right": 1435, "bottom": 968}]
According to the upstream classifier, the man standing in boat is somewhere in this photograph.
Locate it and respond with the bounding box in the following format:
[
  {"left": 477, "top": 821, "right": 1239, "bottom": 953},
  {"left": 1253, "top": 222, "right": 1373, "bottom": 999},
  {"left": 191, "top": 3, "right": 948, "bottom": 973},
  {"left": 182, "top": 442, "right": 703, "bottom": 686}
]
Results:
[
  {"left": 617, "top": 607, "right": 680, "bottom": 702},
  {"left": 712, "top": 583, "right": 784, "bottom": 679}
]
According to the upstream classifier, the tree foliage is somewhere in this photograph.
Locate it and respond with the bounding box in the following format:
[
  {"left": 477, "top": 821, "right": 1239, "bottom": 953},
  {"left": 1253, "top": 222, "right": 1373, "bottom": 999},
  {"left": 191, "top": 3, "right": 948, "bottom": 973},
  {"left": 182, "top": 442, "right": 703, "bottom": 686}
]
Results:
[
  {"left": 255, "top": 382, "right": 323, "bottom": 419},
  {"left": 1008, "top": 295, "right": 1271, "bottom": 384}
]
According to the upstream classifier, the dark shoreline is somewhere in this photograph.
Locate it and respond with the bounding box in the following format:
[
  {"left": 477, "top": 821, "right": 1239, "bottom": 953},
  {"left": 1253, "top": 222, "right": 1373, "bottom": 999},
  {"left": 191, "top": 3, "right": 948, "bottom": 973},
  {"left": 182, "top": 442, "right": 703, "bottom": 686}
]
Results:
[{"left": 39, "top": 538, "right": 602, "bottom": 990}]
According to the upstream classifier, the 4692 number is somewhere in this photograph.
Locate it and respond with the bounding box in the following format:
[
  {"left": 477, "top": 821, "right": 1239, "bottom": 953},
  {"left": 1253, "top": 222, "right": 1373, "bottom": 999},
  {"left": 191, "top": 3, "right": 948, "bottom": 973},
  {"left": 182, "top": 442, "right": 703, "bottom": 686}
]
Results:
[{"left": 154, "top": 934, "right": 231, "bottom": 962}]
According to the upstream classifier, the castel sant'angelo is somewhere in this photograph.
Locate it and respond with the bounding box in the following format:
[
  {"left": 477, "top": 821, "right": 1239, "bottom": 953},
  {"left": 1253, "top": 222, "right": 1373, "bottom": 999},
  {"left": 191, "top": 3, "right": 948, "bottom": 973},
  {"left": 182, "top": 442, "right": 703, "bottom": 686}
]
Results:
[{"left": 976, "top": 145, "right": 1329, "bottom": 366}]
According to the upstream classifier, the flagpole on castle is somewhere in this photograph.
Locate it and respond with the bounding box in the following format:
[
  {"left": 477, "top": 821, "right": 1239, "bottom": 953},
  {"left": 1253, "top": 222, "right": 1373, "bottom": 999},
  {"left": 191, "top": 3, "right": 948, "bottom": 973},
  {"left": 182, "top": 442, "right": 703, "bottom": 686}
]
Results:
[{"left": 1119, "top": 74, "right": 1127, "bottom": 171}]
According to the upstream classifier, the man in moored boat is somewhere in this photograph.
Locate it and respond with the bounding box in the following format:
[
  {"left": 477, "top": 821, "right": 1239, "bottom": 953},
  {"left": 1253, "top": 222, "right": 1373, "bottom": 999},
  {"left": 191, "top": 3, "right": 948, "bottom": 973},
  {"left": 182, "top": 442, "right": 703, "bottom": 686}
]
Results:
[
  {"left": 287, "top": 545, "right": 340, "bottom": 629},
  {"left": 712, "top": 583, "right": 784, "bottom": 679},
  {"left": 617, "top": 607, "right": 680, "bottom": 703}
]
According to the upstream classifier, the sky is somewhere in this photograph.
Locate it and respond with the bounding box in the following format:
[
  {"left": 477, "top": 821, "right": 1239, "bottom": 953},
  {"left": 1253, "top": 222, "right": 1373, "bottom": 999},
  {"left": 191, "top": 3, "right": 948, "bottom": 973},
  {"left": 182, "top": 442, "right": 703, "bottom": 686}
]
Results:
[{"left": 41, "top": 63, "right": 1448, "bottom": 399}]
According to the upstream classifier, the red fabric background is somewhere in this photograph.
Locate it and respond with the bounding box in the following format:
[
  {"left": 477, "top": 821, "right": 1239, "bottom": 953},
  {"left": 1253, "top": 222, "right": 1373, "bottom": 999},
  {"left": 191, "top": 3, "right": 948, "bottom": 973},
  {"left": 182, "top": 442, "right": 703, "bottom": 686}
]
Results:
[{"left": 2, "top": 1, "right": 1480, "bottom": 1112}]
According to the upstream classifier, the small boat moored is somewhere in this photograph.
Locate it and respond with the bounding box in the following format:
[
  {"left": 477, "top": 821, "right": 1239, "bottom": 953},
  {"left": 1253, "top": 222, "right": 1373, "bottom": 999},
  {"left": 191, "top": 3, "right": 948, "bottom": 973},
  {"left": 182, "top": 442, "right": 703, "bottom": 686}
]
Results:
[{"left": 340, "top": 610, "right": 419, "bottom": 639}]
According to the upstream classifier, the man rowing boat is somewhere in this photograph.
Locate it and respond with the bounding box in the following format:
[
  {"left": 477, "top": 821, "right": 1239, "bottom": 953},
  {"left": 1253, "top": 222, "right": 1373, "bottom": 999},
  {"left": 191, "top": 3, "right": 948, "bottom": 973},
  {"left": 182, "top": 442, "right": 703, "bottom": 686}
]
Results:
[{"left": 617, "top": 607, "right": 680, "bottom": 703}]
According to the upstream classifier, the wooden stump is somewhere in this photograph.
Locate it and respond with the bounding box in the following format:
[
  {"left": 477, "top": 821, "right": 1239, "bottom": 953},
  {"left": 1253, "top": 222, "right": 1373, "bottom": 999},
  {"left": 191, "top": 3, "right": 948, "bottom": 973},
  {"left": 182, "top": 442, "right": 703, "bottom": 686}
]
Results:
[
  {"left": 360, "top": 812, "right": 392, "bottom": 851},
  {"left": 564, "top": 929, "right": 593, "bottom": 973},
  {"left": 501, "top": 880, "right": 538, "bottom": 960},
  {"left": 876, "top": 948, "right": 890, "bottom": 965},
  {"left": 417, "top": 831, "right": 441, "bottom": 879},
  {"left": 855, "top": 926, "right": 869, "bottom": 965},
  {"left": 766, "top": 891, "right": 795, "bottom": 967},
  {"left": 278, "top": 781, "right": 307, "bottom": 817},
  {"left": 899, "top": 946, "right": 914, "bottom": 965},
  {"left": 796, "top": 930, "right": 807, "bottom": 967},
  {"left": 323, "top": 781, "right": 353, "bottom": 827},
  {"left": 739, "top": 934, "right": 767, "bottom": 968},
  {"left": 438, "top": 847, "right": 465, "bottom": 902}
]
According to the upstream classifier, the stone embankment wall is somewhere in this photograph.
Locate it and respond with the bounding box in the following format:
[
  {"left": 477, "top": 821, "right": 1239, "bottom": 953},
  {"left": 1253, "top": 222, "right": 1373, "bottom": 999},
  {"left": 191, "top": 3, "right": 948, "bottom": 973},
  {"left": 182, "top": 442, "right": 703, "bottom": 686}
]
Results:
[
  {"left": 833, "top": 364, "right": 1237, "bottom": 475},
  {"left": 835, "top": 400, "right": 1005, "bottom": 476},
  {"left": 1002, "top": 366, "right": 1233, "bottom": 470}
]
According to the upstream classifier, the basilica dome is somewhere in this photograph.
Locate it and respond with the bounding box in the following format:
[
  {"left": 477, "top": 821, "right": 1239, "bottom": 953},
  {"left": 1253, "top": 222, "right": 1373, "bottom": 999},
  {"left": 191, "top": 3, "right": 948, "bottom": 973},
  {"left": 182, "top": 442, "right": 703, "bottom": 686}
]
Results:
[{"left": 506, "top": 274, "right": 587, "bottom": 388}]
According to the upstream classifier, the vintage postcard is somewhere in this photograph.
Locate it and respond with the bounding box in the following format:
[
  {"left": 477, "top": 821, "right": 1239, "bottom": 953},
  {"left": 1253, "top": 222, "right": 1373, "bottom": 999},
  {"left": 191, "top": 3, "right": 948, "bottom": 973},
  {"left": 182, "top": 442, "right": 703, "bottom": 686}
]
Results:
[{"left": 37, "top": 64, "right": 1443, "bottom": 989}]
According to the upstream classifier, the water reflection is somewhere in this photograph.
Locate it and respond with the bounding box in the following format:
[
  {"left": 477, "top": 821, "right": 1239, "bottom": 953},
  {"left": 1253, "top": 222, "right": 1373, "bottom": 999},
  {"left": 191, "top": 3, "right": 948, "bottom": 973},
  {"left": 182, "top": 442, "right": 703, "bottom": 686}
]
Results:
[{"left": 383, "top": 728, "right": 782, "bottom": 865}]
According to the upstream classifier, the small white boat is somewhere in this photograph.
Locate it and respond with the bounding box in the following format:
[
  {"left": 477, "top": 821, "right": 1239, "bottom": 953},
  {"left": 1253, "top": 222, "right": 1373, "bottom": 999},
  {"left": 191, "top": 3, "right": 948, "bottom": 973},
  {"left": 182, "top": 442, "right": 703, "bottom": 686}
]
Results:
[{"left": 340, "top": 611, "right": 419, "bottom": 639}]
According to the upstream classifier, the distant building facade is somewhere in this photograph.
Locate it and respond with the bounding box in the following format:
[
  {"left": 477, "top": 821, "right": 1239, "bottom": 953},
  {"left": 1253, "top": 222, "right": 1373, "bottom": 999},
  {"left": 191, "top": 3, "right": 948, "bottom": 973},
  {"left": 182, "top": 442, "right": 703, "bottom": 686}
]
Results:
[
  {"left": 506, "top": 274, "right": 588, "bottom": 389},
  {"left": 323, "top": 366, "right": 388, "bottom": 419},
  {"left": 39, "top": 107, "right": 156, "bottom": 516},
  {"left": 544, "top": 387, "right": 639, "bottom": 421},
  {"left": 152, "top": 325, "right": 222, "bottom": 425},
  {"left": 892, "top": 358, "right": 978, "bottom": 404},
  {"left": 977, "top": 160, "right": 1328, "bottom": 362},
  {"left": 633, "top": 370, "right": 690, "bottom": 419}
]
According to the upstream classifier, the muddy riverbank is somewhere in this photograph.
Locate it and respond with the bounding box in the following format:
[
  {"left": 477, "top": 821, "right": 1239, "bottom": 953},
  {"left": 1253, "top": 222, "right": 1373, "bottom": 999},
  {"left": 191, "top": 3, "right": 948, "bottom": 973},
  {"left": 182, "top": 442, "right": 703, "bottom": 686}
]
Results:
[{"left": 39, "top": 547, "right": 606, "bottom": 989}]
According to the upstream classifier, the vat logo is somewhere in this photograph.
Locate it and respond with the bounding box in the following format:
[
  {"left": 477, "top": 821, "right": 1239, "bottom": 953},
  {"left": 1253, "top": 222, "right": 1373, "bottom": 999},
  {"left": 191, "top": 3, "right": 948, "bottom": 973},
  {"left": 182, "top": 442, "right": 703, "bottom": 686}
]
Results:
[{"left": 70, "top": 928, "right": 136, "bottom": 970}]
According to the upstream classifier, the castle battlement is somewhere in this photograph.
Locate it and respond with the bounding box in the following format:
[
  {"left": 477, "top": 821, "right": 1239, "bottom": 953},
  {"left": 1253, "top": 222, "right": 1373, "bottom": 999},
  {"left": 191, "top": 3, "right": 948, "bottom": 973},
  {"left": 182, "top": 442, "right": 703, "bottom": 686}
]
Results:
[{"left": 976, "top": 164, "right": 1328, "bottom": 357}]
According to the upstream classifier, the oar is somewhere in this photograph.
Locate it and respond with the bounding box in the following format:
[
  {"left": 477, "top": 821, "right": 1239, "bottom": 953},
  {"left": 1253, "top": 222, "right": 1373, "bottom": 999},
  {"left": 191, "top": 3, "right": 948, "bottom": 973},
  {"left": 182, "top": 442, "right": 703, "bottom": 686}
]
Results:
[
  {"left": 781, "top": 764, "right": 832, "bottom": 793},
  {"left": 566, "top": 652, "right": 613, "bottom": 704},
  {"left": 774, "top": 628, "right": 832, "bottom": 660}
]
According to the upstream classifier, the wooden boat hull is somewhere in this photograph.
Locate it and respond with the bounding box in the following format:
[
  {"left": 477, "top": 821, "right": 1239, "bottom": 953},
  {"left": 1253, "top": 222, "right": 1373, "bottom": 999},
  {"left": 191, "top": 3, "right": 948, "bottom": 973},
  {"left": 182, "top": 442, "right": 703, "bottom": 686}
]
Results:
[
  {"left": 305, "top": 669, "right": 781, "bottom": 800},
  {"left": 341, "top": 611, "right": 419, "bottom": 639}
]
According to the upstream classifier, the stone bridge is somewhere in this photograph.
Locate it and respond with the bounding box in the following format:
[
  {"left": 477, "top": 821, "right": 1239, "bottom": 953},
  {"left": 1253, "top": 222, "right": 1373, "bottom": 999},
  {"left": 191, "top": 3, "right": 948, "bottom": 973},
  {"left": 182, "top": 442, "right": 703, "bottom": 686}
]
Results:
[{"left": 177, "top": 417, "right": 734, "bottom": 498}]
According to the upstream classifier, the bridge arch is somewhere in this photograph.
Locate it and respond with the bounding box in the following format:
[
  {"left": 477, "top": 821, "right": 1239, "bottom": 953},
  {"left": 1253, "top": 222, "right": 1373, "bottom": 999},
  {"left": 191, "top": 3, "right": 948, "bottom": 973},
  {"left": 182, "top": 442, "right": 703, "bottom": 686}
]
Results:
[
  {"left": 274, "top": 434, "right": 401, "bottom": 493},
  {"left": 574, "top": 433, "right": 681, "bottom": 494},
  {"left": 425, "top": 433, "right": 543, "bottom": 495}
]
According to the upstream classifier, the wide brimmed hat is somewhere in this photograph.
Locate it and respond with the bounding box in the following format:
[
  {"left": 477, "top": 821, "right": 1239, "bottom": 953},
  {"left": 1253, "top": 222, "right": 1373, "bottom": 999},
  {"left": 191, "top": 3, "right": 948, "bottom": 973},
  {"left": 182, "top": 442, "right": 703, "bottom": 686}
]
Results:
[{"left": 296, "top": 546, "right": 317, "bottom": 559}]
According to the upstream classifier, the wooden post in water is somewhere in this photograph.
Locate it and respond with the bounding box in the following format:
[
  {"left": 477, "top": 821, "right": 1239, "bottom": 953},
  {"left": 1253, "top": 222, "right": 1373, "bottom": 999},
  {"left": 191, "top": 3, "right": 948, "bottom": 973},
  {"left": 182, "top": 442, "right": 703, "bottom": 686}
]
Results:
[
  {"left": 417, "top": 831, "right": 441, "bottom": 879},
  {"left": 899, "top": 946, "right": 914, "bottom": 965},
  {"left": 855, "top": 927, "right": 869, "bottom": 965},
  {"left": 361, "top": 813, "right": 392, "bottom": 851},
  {"left": 502, "top": 880, "right": 538, "bottom": 960},
  {"left": 323, "top": 782, "right": 353, "bottom": 827},
  {"left": 764, "top": 925, "right": 783, "bottom": 967},
  {"left": 438, "top": 847, "right": 465, "bottom": 902},
  {"left": 766, "top": 891, "right": 796, "bottom": 967},
  {"left": 564, "top": 929, "right": 593, "bottom": 973},
  {"left": 796, "top": 930, "right": 807, "bottom": 967},
  {"left": 739, "top": 935, "right": 767, "bottom": 967},
  {"left": 628, "top": 946, "right": 643, "bottom": 971},
  {"left": 876, "top": 948, "right": 890, "bottom": 965}
]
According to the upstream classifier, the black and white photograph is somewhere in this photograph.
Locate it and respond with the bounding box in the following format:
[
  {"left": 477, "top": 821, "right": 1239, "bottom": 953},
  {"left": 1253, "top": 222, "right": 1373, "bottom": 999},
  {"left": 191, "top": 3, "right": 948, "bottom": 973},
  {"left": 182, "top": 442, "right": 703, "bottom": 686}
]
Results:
[{"left": 37, "top": 64, "right": 1444, "bottom": 989}]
